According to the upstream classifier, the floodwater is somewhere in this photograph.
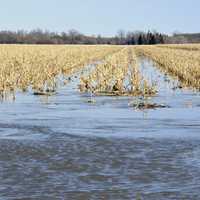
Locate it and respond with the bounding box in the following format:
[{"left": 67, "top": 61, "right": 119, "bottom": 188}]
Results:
[{"left": 0, "top": 58, "right": 200, "bottom": 200}]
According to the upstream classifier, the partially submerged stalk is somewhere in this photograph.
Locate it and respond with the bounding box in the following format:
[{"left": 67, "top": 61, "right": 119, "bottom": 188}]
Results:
[
  {"left": 0, "top": 45, "right": 122, "bottom": 98},
  {"left": 79, "top": 47, "right": 157, "bottom": 97},
  {"left": 135, "top": 45, "right": 200, "bottom": 90}
]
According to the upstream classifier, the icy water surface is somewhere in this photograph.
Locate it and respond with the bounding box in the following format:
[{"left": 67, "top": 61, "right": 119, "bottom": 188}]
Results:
[{"left": 0, "top": 59, "right": 200, "bottom": 199}]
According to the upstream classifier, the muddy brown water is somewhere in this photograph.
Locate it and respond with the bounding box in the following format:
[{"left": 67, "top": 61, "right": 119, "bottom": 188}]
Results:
[{"left": 0, "top": 58, "right": 200, "bottom": 200}]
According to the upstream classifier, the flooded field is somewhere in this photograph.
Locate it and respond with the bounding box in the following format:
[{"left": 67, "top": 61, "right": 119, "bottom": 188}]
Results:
[{"left": 0, "top": 58, "right": 200, "bottom": 200}]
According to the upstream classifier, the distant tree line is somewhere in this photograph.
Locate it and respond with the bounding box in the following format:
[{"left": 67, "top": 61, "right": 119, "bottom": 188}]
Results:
[
  {"left": 0, "top": 29, "right": 167, "bottom": 45},
  {"left": 116, "top": 30, "right": 166, "bottom": 45},
  {"left": 167, "top": 33, "right": 200, "bottom": 44}
]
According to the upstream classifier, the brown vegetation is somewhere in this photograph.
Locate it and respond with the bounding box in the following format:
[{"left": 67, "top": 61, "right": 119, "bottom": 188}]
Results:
[
  {"left": 79, "top": 47, "right": 157, "bottom": 97},
  {"left": 0, "top": 45, "right": 122, "bottom": 99},
  {"left": 135, "top": 45, "right": 200, "bottom": 89}
]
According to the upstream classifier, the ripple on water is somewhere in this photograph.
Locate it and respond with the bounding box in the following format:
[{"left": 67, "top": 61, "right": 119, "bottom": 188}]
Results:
[{"left": 0, "top": 58, "right": 200, "bottom": 199}]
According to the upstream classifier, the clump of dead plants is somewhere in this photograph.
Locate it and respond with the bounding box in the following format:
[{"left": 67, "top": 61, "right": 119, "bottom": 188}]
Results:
[{"left": 79, "top": 47, "right": 157, "bottom": 97}]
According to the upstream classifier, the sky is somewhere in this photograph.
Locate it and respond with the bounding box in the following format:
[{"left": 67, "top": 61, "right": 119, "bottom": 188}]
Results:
[{"left": 0, "top": 0, "right": 199, "bottom": 36}]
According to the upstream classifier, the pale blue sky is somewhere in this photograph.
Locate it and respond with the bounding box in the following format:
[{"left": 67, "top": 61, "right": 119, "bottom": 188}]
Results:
[{"left": 0, "top": 0, "right": 199, "bottom": 36}]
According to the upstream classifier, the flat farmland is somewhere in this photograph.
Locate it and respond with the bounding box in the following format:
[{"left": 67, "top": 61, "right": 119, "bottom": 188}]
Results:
[{"left": 0, "top": 44, "right": 200, "bottom": 199}]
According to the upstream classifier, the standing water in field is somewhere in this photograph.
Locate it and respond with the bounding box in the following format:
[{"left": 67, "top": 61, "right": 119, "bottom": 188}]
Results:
[{"left": 0, "top": 58, "right": 200, "bottom": 199}]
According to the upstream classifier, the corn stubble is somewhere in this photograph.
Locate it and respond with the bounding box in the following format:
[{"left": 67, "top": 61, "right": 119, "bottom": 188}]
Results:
[
  {"left": 157, "top": 44, "right": 200, "bottom": 51},
  {"left": 0, "top": 45, "right": 121, "bottom": 99},
  {"left": 135, "top": 45, "right": 200, "bottom": 89},
  {"left": 2, "top": 44, "right": 199, "bottom": 102},
  {"left": 79, "top": 47, "right": 157, "bottom": 97}
]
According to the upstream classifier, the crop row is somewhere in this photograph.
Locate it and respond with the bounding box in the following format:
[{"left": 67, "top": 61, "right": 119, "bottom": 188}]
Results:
[
  {"left": 135, "top": 45, "right": 200, "bottom": 89},
  {"left": 0, "top": 45, "right": 122, "bottom": 99},
  {"left": 157, "top": 44, "right": 200, "bottom": 51},
  {"left": 79, "top": 47, "right": 157, "bottom": 96}
]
